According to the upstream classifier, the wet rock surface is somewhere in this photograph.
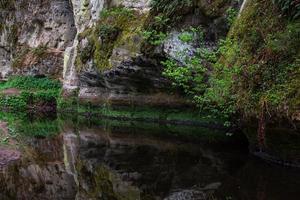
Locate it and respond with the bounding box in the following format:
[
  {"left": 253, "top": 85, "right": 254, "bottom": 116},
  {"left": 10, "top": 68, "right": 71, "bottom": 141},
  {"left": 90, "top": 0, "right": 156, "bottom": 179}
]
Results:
[{"left": 78, "top": 57, "right": 190, "bottom": 106}]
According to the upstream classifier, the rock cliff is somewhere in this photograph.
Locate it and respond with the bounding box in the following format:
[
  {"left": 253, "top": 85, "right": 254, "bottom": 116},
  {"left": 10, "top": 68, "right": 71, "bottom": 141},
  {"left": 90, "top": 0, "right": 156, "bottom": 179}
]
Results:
[{"left": 0, "top": 0, "right": 299, "bottom": 166}]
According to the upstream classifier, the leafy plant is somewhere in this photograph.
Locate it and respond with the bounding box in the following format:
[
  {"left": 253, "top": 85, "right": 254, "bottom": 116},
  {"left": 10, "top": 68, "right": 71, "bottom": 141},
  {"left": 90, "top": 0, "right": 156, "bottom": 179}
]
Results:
[
  {"left": 226, "top": 7, "right": 238, "bottom": 26},
  {"left": 142, "top": 30, "right": 167, "bottom": 45},
  {"left": 0, "top": 76, "right": 61, "bottom": 112},
  {"left": 178, "top": 32, "right": 194, "bottom": 43},
  {"left": 150, "top": 0, "right": 193, "bottom": 17},
  {"left": 272, "top": 0, "right": 300, "bottom": 19}
]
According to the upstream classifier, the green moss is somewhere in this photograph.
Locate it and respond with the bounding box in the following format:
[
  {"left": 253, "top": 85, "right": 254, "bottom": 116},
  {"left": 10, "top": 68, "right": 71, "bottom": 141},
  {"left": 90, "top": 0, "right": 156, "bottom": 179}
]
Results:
[
  {"left": 76, "top": 7, "right": 145, "bottom": 72},
  {"left": 57, "top": 89, "right": 79, "bottom": 111},
  {"left": 197, "top": 0, "right": 231, "bottom": 18},
  {"left": 217, "top": 0, "right": 300, "bottom": 120},
  {"left": 272, "top": 0, "right": 300, "bottom": 19}
]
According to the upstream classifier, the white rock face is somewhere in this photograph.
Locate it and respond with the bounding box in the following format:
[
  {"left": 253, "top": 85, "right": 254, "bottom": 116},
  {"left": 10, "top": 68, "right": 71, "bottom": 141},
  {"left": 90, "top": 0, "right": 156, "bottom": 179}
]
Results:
[
  {"left": 0, "top": 28, "right": 13, "bottom": 78},
  {"left": 15, "top": 0, "right": 76, "bottom": 49},
  {"left": 71, "top": 0, "right": 107, "bottom": 33},
  {"left": 63, "top": 0, "right": 151, "bottom": 92},
  {"left": 63, "top": 43, "right": 79, "bottom": 90},
  {"left": 239, "top": 0, "right": 249, "bottom": 16},
  {"left": 111, "top": 0, "right": 151, "bottom": 12},
  {"left": 63, "top": 0, "right": 108, "bottom": 90},
  {"left": 163, "top": 31, "right": 197, "bottom": 64},
  {"left": 0, "top": 0, "right": 77, "bottom": 79}
]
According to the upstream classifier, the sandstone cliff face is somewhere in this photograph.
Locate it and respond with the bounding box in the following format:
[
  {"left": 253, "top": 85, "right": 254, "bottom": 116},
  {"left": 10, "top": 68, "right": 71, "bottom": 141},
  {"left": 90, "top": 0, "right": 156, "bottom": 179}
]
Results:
[{"left": 0, "top": 0, "right": 76, "bottom": 78}]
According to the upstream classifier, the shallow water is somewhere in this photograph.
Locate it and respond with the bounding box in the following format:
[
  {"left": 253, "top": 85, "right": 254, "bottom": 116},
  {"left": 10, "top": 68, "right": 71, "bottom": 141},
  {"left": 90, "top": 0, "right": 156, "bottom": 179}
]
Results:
[{"left": 0, "top": 114, "right": 299, "bottom": 200}]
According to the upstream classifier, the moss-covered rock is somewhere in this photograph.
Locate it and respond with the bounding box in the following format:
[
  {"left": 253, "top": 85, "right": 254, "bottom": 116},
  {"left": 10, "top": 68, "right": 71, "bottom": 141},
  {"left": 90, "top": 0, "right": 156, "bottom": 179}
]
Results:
[
  {"left": 223, "top": 0, "right": 300, "bottom": 124},
  {"left": 76, "top": 7, "right": 147, "bottom": 72},
  {"left": 213, "top": 0, "right": 300, "bottom": 166}
]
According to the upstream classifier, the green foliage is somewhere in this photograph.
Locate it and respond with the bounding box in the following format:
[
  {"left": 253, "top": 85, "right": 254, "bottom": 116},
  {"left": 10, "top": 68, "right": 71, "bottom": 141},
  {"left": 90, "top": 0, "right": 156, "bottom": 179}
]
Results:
[
  {"left": 153, "top": 15, "right": 171, "bottom": 29},
  {"left": 162, "top": 56, "right": 207, "bottom": 96},
  {"left": 162, "top": 28, "right": 242, "bottom": 124},
  {"left": 57, "top": 89, "right": 79, "bottom": 111},
  {"left": 141, "top": 15, "right": 170, "bottom": 45},
  {"left": 16, "top": 119, "right": 60, "bottom": 138},
  {"left": 143, "top": 0, "right": 194, "bottom": 47},
  {"left": 0, "top": 76, "right": 61, "bottom": 91},
  {"left": 272, "top": 0, "right": 300, "bottom": 19},
  {"left": 77, "top": 6, "right": 141, "bottom": 71},
  {"left": 0, "top": 112, "right": 60, "bottom": 141},
  {"left": 221, "top": 0, "right": 300, "bottom": 120},
  {"left": 0, "top": 76, "right": 61, "bottom": 112},
  {"left": 150, "top": 0, "right": 193, "bottom": 17},
  {"left": 0, "top": 94, "right": 27, "bottom": 111},
  {"left": 178, "top": 32, "right": 194, "bottom": 43},
  {"left": 142, "top": 30, "right": 167, "bottom": 45},
  {"left": 226, "top": 7, "right": 238, "bottom": 26},
  {"left": 98, "top": 24, "right": 120, "bottom": 40},
  {"left": 194, "top": 40, "right": 241, "bottom": 124}
]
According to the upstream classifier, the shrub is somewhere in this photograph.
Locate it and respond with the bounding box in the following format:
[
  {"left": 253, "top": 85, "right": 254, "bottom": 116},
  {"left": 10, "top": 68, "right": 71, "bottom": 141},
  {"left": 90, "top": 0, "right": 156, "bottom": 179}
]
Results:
[{"left": 272, "top": 0, "right": 300, "bottom": 19}]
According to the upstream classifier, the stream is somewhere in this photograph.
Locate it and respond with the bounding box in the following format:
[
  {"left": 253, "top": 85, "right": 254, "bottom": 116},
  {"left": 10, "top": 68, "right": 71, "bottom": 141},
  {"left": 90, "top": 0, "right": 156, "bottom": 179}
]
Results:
[{"left": 0, "top": 113, "right": 299, "bottom": 200}]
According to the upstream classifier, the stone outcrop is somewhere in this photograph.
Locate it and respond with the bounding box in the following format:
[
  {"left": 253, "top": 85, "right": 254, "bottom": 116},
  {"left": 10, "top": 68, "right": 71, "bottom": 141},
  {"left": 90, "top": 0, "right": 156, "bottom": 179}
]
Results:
[
  {"left": 1, "top": 0, "right": 299, "bottom": 168},
  {"left": 0, "top": 0, "right": 76, "bottom": 78},
  {"left": 0, "top": 0, "right": 238, "bottom": 106},
  {"left": 61, "top": 0, "right": 238, "bottom": 107}
]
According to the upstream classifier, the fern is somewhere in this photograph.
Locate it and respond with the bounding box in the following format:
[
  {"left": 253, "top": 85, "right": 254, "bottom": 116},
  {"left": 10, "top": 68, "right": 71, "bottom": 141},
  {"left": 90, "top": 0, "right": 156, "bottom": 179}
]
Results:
[{"left": 272, "top": 0, "right": 300, "bottom": 19}]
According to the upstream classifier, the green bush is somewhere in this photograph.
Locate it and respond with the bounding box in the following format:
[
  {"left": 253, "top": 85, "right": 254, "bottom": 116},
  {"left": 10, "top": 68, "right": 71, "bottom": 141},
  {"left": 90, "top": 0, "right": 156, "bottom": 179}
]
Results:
[
  {"left": 150, "top": 0, "right": 193, "bottom": 17},
  {"left": 272, "top": 0, "right": 300, "bottom": 19},
  {"left": 0, "top": 76, "right": 61, "bottom": 91},
  {"left": 178, "top": 32, "right": 194, "bottom": 43},
  {"left": 226, "top": 7, "right": 238, "bottom": 26},
  {"left": 0, "top": 76, "right": 61, "bottom": 112}
]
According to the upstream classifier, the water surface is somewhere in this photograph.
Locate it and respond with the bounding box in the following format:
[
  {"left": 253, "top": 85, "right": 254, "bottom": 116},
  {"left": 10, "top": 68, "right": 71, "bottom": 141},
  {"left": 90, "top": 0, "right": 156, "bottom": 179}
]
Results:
[{"left": 0, "top": 113, "right": 299, "bottom": 200}]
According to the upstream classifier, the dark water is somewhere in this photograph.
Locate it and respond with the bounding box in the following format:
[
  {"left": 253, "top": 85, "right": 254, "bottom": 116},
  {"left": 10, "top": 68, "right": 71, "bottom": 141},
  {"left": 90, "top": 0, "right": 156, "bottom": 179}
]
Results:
[{"left": 0, "top": 113, "right": 299, "bottom": 200}]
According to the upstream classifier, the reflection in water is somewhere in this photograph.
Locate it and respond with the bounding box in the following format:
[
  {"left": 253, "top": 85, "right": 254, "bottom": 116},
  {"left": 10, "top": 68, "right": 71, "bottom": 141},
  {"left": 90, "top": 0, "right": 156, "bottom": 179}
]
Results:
[{"left": 0, "top": 114, "right": 299, "bottom": 200}]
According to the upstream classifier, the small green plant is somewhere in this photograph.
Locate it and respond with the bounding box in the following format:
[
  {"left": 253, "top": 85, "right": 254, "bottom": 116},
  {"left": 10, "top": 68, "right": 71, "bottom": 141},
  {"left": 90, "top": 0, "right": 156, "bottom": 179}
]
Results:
[
  {"left": 150, "top": 0, "right": 193, "bottom": 17},
  {"left": 272, "top": 0, "right": 300, "bottom": 19},
  {"left": 0, "top": 76, "right": 61, "bottom": 112},
  {"left": 1, "top": 137, "right": 9, "bottom": 144},
  {"left": 178, "top": 32, "right": 194, "bottom": 43},
  {"left": 142, "top": 30, "right": 167, "bottom": 45},
  {"left": 0, "top": 76, "right": 61, "bottom": 91},
  {"left": 98, "top": 24, "right": 120, "bottom": 41},
  {"left": 161, "top": 26, "right": 243, "bottom": 124},
  {"left": 226, "top": 7, "right": 238, "bottom": 26},
  {"left": 153, "top": 15, "right": 170, "bottom": 29}
]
